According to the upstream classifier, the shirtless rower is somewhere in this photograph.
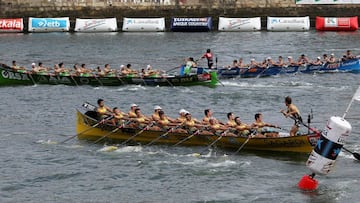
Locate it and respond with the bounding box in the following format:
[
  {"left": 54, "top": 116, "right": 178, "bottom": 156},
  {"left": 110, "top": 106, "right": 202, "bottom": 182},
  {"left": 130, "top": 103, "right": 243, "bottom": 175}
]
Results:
[
  {"left": 233, "top": 117, "right": 252, "bottom": 137},
  {"left": 280, "top": 96, "right": 302, "bottom": 137},
  {"left": 251, "top": 113, "right": 279, "bottom": 138},
  {"left": 205, "top": 118, "right": 234, "bottom": 136},
  {"left": 226, "top": 112, "right": 237, "bottom": 128}
]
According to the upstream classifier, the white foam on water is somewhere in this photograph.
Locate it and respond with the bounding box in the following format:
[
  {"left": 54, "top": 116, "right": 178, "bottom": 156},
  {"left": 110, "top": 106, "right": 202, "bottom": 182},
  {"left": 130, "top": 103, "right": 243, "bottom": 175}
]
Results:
[
  {"left": 207, "top": 159, "right": 237, "bottom": 168},
  {"left": 35, "top": 139, "right": 58, "bottom": 145},
  {"left": 339, "top": 150, "right": 358, "bottom": 160},
  {"left": 97, "top": 145, "right": 118, "bottom": 152},
  {"left": 179, "top": 87, "right": 195, "bottom": 93},
  {"left": 114, "top": 146, "right": 142, "bottom": 153},
  {"left": 67, "top": 144, "right": 83, "bottom": 149}
]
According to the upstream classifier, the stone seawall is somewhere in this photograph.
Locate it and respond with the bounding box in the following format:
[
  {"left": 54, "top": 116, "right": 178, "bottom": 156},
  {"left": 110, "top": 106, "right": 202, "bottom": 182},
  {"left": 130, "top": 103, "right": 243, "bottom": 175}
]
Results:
[{"left": 1, "top": 0, "right": 360, "bottom": 29}]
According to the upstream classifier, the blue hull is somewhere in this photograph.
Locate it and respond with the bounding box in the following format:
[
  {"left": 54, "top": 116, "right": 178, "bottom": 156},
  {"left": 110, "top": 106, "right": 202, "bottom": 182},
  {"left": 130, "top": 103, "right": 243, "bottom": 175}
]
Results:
[
  {"left": 218, "top": 66, "right": 284, "bottom": 78},
  {"left": 215, "top": 58, "right": 360, "bottom": 78}
]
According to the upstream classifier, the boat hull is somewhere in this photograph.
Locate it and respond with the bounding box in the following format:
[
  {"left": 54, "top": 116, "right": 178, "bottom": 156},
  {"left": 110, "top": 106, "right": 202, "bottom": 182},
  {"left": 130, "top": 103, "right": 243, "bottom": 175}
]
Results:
[
  {"left": 216, "top": 58, "right": 360, "bottom": 78},
  {"left": 76, "top": 110, "right": 319, "bottom": 153},
  {"left": 0, "top": 64, "right": 218, "bottom": 87}
]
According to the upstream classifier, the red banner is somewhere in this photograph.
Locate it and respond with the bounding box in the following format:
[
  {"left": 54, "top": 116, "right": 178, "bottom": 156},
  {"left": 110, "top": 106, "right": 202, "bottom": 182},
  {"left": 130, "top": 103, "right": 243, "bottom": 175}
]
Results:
[{"left": 0, "top": 18, "right": 23, "bottom": 32}]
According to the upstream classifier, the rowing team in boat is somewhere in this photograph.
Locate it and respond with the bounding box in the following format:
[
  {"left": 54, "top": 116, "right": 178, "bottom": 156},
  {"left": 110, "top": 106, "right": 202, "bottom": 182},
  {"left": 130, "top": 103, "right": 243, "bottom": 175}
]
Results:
[
  {"left": 93, "top": 96, "right": 302, "bottom": 138},
  {"left": 226, "top": 50, "right": 357, "bottom": 69},
  {"left": 9, "top": 61, "right": 164, "bottom": 77}
]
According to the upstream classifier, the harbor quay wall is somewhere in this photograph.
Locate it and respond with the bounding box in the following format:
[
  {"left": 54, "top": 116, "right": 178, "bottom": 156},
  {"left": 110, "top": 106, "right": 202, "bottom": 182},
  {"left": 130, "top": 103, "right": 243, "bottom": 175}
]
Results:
[{"left": 1, "top": 0, "right": 360, "bottom": 29}]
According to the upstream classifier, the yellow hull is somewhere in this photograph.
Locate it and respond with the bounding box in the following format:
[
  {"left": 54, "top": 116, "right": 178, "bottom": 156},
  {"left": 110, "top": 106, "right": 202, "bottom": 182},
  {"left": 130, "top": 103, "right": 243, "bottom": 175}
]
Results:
[{"left": 76, "top": 110, "right": 319, "bottom": 153}]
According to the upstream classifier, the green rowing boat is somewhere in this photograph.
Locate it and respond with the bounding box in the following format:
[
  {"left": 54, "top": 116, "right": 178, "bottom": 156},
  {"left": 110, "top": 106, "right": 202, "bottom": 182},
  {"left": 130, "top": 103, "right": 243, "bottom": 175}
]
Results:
[{"left": 0, "top": 63, "right": 218, "bottom": 87}]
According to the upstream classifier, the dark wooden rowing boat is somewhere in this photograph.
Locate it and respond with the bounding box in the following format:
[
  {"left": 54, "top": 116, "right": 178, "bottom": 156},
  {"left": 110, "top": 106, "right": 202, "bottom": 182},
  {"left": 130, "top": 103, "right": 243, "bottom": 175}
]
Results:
[{"left": 0, "top": 63, "right": 218, "bottom": 87}]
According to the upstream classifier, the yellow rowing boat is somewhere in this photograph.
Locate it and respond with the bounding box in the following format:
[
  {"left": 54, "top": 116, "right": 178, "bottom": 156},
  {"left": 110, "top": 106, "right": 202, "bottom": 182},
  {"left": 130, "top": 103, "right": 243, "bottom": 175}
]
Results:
[{"left": 76, "top": 110, "right": 320, "bottom": 153}]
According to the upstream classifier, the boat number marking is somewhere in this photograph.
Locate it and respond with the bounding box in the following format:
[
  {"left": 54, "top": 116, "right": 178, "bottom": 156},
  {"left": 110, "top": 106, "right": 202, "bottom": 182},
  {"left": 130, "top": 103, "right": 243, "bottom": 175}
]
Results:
[{"left": 1, "top": 70, "right": 30, "bottom": 81}]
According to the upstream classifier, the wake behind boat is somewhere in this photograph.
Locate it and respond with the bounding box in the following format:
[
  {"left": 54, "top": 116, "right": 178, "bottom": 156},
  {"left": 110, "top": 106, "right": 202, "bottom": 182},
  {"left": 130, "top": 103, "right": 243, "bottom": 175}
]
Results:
[{"left": 0, "top": 63, "right": 218, "bottom": 87}]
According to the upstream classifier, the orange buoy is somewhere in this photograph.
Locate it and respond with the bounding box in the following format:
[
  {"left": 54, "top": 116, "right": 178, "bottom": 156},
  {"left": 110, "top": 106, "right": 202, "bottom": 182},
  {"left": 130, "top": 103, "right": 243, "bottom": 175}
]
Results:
[{"left": 298, "top": 174, "right": 318, "bottom": 191}]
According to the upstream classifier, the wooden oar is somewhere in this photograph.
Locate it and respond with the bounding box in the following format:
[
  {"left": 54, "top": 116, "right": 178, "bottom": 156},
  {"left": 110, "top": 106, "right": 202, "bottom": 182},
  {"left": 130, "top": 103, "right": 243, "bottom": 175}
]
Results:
[
  {"left": 232, "top": 134, "right": 253, "bottom": 155},
  {"left": 92, "top": 73, "right": 103, "bottom": 86},
  {"left": 27, "top": 72, "right": 37, "bottom": 85},
  {"left": 341, "top": 147, "right": 360, "bottom": 161},
  {"left": 165, "top": 65, "right": 181, "bottom": 74},
  {"left": 172, "top": 129, "right": 200, "bottom": 146},
  {"left": 145, "top": 124, "right": 183, "bottom": 146},
  {"left": 194, "top": 129, "right": 229, "bottom": 156},
  {"left": 163, "top": 77, "right": 174, "bottom": 87},
  {"left": 60, "top": 116, "right": 112, "bottom": 144},
  {"left": 215, "top": 57, "right": 218, "bottom": 69},
  {"left": 256, "top": 66, "right": 269, "bottom": 79},
  {"left": 92, "top": 120, "right": 132, "bottom": 145},
  {"left": 69, "top": 74, "right": 79, "bottom": 86},
  {"left": 92, "top": 126, "right": 122, "bottom": 145},
  {"left": 119, "top": 122, "right": 155, "bottom": 146}
]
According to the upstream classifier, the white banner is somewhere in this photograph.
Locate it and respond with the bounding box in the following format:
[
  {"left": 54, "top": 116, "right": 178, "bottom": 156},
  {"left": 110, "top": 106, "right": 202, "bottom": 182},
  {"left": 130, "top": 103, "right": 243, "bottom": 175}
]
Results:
[
  {"left": 75, "top": 18, "right": 117, "bottom": 32},
  {"left": 218, "top": 17, "right": 261, "bottom": 31},
  {"left": 296, "top": 0, "right": 359, "bottom": 4}
]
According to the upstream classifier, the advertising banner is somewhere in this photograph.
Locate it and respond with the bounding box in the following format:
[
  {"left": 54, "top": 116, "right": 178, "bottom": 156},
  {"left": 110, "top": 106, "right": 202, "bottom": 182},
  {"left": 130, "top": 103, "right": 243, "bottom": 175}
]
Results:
[
  {"left": 75, "top": 18, "right": 118, "bottom": 32},
  {"left": 28, "top": 17, "right": 70, "bottom": 32},
  {"left": 267, "top": 16, "right": 310, "bottom": 31},
  {"left": 0, "top": 18, "right": 23, "bottom": 32},
  {"left": 316, "top": 16, "right": 358, "bottom": 31},
  {"left": 218, "top": 17, "right": 261, "bottom": 31},
  {"left": 170, "top": 17, "right": 212, "bottom": 32},
  {"left": 296, "top": 0, "right": 359, "bottom": 4},
  {"left": 122, "top": 18, "right": 165, "bottom": 32}
]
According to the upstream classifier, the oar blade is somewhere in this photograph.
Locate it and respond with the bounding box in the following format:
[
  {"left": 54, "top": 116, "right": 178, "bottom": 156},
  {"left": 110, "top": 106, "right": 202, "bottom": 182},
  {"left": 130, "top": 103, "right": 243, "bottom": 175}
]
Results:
[{"left": 352, "top": 152, "right": 360, "bottom": 161}]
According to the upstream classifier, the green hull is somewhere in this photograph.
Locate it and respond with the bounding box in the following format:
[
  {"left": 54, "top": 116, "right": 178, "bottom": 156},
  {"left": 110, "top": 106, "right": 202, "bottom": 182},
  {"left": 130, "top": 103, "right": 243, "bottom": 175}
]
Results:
[{"left": 0, "top": 64, "right": 218, "bottom": 87}]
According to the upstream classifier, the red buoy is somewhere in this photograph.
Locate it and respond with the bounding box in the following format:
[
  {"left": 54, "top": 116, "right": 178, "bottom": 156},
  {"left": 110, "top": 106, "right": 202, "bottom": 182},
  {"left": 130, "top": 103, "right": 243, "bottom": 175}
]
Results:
[{"left": 298, "top": 174, "right": 318, "bottom": 191}]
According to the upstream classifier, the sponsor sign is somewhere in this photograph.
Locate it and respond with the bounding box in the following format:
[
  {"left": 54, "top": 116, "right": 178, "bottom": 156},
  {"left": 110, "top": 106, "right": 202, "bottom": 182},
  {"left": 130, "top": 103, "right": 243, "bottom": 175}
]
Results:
[
  {"left": 267, "top": 16, "right": 310, "bottom": 31},
  {"left": 218, "top": 17, "right": 261, "bottom": 31},
  {"left": 75, "top": 18, "right": 117, "bottom": 32},
  {"left": 296, "top": 0, "right": 359, "bottom": 4},
  {"left": 122, "top": 18, "right": 165, "bottom": 32},
  {"left": 171, "top": 17, "right": 212, "bottom": 31},
  {"left": 0, "top": 18, "right": 23, "bottom": 32},
  {"left": 172, "top": 17, "right": 210, "bottom": 27},
  {"left": 28, "top": 17, "right": 70, "bottom": 32},
  {"left": 324, "top": 18, "right": 350, "bottom": 28}
]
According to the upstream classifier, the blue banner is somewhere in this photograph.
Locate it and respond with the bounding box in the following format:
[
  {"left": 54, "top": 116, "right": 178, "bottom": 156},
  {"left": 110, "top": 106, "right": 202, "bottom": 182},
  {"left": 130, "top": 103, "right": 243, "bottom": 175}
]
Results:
[{"left": 31, "top": 18, "right": 68, "bottom": 29}]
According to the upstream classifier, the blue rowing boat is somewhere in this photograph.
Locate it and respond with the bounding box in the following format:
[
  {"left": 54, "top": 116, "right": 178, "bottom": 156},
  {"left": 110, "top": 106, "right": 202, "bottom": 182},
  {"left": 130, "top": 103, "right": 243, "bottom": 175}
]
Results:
[{"left": 215, "top": 58, "right": 360, "bottom": 78}]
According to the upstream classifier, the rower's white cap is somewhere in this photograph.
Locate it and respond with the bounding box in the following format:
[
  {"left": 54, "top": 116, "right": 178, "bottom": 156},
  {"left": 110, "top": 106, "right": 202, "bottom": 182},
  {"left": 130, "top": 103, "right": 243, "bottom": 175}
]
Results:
[
  {"left": 317, "top": 56, "right": 321, "bottom": 59},
  {"left": 31, "top": 63, "right": 36, "bottom": 66},
  {"left": 266, "top": 57, "right": 271, "bottom": 60},
  {"left": 331, "top": 53, "right": 334, "bottom": 56},
  {"left": 120, "top": 64, "right": 125, "bottom": 68},
  {"left": 287, "top": 56, "right": 292, "bottom": 59},
  {"left": 154, "top": 105, "right": 162, "bottom": 110},
  {"left": 179, "top": 109, "right": 187, "bottom": 114},
  {"left": 131, "top": 103, "right": 138, "bottom": 107},
  {"left": 250, "top": 58, "right": 255, "bottom": 61},
  {"left": 147, "top": 64, "right": 151, "bottom": 69}
]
